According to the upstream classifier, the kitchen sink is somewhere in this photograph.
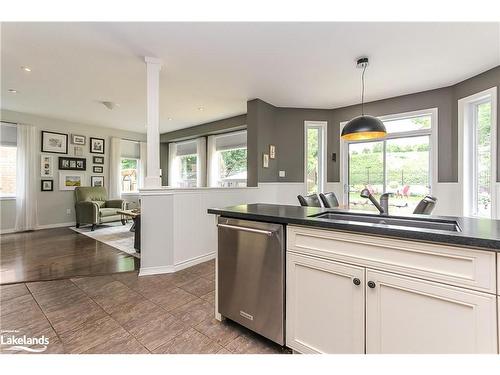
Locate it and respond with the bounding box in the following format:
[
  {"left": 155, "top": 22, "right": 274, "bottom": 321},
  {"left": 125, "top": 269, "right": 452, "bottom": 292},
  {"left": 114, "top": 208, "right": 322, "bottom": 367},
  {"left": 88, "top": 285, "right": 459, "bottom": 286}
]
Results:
[{"left": 311, "top": 212, "right": 461, "bottom": 232}]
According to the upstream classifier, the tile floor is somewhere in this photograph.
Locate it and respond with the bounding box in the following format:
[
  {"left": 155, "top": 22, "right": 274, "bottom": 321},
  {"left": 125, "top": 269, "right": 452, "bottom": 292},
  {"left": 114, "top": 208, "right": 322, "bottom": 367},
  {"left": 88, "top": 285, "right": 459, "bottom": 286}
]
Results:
[{"left": 0, "top": 260, "right": 286, "bottom": 354}]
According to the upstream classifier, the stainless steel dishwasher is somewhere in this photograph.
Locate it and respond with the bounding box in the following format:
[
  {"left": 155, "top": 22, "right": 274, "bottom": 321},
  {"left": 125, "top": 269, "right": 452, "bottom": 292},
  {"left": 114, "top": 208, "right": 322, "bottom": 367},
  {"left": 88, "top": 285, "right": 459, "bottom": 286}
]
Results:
[{"left": 217, "top": 217, "right": 285, "bottom": 345}]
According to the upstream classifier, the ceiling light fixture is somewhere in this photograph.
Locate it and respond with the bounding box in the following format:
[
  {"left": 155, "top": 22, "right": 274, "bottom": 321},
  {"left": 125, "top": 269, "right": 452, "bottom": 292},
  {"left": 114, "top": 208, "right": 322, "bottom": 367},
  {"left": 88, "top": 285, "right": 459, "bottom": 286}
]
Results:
[
  {"left": 168, "top": 117, "right": 173, "bottom": 121},
  {"left": 8, "top": 89, "right": 18, "bottom": 94},
  {"left": 198, "top": 107, "right": 204, "bottom": 111},
  {"left": 21, "top": 66, "right": 32, "bottom": 72},
  {"left": 341, "top": 57, "right": 387, "bottom": 141}
]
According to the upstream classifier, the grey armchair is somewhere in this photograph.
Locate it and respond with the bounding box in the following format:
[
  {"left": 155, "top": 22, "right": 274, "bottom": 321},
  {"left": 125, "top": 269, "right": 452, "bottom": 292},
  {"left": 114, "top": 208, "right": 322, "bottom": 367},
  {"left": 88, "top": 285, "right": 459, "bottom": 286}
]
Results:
[{"left": 74, "top": 186, "right": 125, "bottom": 230}]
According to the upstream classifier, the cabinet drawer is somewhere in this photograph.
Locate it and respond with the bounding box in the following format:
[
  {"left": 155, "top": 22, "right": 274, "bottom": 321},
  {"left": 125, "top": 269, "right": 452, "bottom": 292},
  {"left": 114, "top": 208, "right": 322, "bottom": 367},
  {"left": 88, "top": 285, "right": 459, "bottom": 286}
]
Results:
[{"left": 287, "top": 226, "right": 496, "bottom": 293}]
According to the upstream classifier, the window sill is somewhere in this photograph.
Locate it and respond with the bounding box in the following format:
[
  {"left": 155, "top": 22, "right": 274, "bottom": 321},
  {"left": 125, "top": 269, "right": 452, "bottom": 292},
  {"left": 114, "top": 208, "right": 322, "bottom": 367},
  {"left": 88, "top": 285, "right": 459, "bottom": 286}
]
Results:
[{"left": 0, "top": 196, "right": 16, "bottom": 201}]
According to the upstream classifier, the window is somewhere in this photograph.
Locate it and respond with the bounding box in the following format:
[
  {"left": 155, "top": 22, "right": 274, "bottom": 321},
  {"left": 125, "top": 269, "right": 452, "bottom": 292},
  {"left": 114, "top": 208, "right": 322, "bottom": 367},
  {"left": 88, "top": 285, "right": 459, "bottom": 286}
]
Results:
[
  {"left": 168, "top": 138, "right": 205, "bottom": 188},
  {"left": 305, "top": 121, "right": 327, "bottom": 195},
  {"left": 120, "top": 158, "right": 139, "bottom": 192},
  {"left": 179, "top": 154, "right": 198, "bottom": 187},
  {"left": 342, "top": 110, "right": 435, "bottom": 215},
  {"left": 208, "top": 131, "right": 247, "bottom": 187},
  {"left": 0, "top": 123, "right": 17, "bottom": 198},
  {"left": 460, "top": 87, "right": 497, "bottom": 219}
]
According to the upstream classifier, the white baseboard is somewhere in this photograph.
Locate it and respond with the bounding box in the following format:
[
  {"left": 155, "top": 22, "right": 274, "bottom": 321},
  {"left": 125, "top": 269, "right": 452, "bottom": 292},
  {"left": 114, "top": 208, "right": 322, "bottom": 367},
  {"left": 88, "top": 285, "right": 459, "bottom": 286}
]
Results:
[
  {"left": 0, "top": 228, "right": 17, "bottom": 235},
  {"left": 36, "top": 222, "right": 76, "bottom": 230},
  {"left": 173, "top": 252, "right": 215, "bottom": 272},
  {"left": 138, "top": 252, "right": 215, "bottom": 276},
  {"left": 138, "top": 265, "right": 175, "bottom": 276},
  {"left": 0, "top": 221, "right": 75, "bottom": 235}
]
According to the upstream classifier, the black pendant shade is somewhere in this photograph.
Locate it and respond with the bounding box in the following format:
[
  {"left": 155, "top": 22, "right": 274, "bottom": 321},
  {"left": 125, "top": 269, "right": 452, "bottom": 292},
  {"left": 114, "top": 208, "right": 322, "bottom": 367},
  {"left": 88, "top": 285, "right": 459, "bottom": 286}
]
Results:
[
  {"left": 341, "top": 115, "right": 387, "bottom": 141},
  {"left": 341, "top": 57, "right": 387, "bottom": 141}
]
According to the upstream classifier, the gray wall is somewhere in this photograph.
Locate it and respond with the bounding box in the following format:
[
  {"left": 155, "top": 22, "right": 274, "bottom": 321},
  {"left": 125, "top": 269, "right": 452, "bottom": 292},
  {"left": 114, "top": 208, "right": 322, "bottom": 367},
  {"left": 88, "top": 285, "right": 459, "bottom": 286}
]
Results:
[
  {"left": 0, "top": 110, "right": 146, "bottom": 232},
  {"left": 158, "top": 65, "right": 499, "bottom": 188},
  {"left": 160, "top": 114, "right": 246, "bottom": 143}
]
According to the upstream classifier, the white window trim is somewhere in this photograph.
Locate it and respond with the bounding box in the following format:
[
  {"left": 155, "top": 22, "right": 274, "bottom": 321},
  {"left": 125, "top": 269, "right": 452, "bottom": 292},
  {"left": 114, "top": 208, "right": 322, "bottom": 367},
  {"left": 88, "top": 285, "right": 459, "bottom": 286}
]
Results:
[
  {"left": 120, "top": 157, "right": 140, "bottom": 193},
  {"left": 339, "top": 108, "right": 438, "bottom": 206},
  {"left": 0, "top": 142, "right": 17, "bottom": 199},
  {"left": 458, "top": 86, "right": 498, "bottom": 219},
  {"left": 304, "top": 120, "right": 327, "bottom": 195}
]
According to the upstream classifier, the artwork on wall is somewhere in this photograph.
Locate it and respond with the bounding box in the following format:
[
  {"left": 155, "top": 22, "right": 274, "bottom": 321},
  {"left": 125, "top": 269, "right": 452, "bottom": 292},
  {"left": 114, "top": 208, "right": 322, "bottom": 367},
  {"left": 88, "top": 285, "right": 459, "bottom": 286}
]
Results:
[
  {"left": 41, "top": 180, "right": 53, "bottom": 192},
  {"left": 40, "top": 155, "right": 53, "bottom": 177},
  {"left": 93, "top": 156, "right": 104, "bottom": 164},
  {"left": 41, "top": 131, "right": 68, "bottom": 154},
  {"left": 91, "top": 175, "right": 104, "bottom": 187},
  {"left": 263, "top": 153, "right": 269, "bottom": 168},
  {"left": 59, "top": 172, "right": 84, "bottom": 191},
  {"left": 73, "top": 146, "right": 83, "bottom": 156},
  {"left": 71, "top": 134, "right": 86, "bottom": 145},
  {"left": 58, "top": 157, "right": 86, "bottom": 171},
  {"left": 90, "top": 137, "right": 105, "bottom": 154},
  {"left": 93, "top": 166, "right": 103, "bottom": 173},
  {"left": 269, "top": 144, "right": 276, "bottom": 159}
]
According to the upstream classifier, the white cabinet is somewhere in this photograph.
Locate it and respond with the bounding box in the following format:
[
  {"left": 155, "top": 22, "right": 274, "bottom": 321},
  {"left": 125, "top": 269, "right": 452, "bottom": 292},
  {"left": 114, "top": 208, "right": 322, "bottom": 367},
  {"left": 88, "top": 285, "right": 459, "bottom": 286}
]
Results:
[
  {"left": 365, "top": 269, "right": 498, "bottom": 354},
  {"left": 286, "top": 253, "right": 365, "bottom": 354},
  {"left": 286, "top": 226, "right": 499, "bottom": 354}
]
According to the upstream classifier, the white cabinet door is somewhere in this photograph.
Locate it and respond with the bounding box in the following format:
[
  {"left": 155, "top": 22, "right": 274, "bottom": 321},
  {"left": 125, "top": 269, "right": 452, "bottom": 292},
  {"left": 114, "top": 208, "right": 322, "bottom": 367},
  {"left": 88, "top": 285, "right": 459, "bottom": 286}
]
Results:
[
  {"left": 366, "top": 269, "right": 498, "bottom": 354},
  {"left": 286, "top": 252, "right": 365, "bottom": 353}
]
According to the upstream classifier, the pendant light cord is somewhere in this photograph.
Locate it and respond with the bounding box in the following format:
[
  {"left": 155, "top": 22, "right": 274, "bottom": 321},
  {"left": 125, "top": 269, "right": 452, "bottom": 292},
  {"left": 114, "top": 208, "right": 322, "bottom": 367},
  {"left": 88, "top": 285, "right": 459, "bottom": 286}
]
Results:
[{"left": 361, "top": 63, "right": 367, "bottom": 116}]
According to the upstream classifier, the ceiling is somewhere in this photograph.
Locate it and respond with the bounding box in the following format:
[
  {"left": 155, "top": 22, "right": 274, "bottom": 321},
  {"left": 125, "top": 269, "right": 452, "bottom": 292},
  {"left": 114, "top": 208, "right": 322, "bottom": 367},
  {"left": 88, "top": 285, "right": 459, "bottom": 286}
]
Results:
[{"left": 1, "top": 22, "right": 499, "bottom": 134}]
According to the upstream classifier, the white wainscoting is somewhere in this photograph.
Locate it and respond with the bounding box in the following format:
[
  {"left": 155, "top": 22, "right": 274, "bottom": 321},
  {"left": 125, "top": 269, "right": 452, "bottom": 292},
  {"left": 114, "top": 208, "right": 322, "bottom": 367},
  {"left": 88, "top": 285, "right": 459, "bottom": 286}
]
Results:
[{"left": 139, "top": 183, "right": 305, "bottom": 275}]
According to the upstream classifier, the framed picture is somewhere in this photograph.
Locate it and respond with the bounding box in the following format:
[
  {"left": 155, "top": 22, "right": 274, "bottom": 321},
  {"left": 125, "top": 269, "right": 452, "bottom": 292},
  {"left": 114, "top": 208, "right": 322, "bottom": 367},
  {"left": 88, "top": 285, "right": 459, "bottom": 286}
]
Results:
[
  {"left": 59, "top": 172, "right": 85, "bottom": 191},
  {"left": 269, "top": 144, "right": 276, "bottom": 159},
  {"left": 90, "top": 137, "right": 105, "bottom": 154},
  {"left": 40, "top": 155, "right": 53, "bottom": 177},
  {"left": 93, "top": 156, "right": 104, "bottom": 164},
  {"left": 73, "top": 146, "right": 83, "bottom": 156},
  {"left": 58, "top": 157, "right": 86, "bottom": 171},
  {"left": 91, "top": 175, "right": 104, "bottom": 187},
  {"left": 93, "top": 166, "right": 103, "bottom": 173},
  {"left": 263, "top": 153, "right": 269, "bottom": 168},
  {"left": 41, "top": 131, "right": 68, "bottom": 154},
  {"left": 71, "top": 134, "right": 86, "bottom": 145},
  {"left": 41, "top": 180, "right": 53, "bottom": 192}
]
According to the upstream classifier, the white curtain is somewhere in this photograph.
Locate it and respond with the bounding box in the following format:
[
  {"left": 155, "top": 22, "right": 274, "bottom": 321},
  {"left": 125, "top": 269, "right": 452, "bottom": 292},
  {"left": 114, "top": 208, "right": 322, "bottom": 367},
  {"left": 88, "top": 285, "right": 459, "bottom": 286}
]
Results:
[
  {"left": 139, "top": 141, "right": 147, "bottom": 189},
  {"left": 196, "top": 137, "right": 207, "bottom": 187},
  {"left": 207, "top": 135, "right": 218, "bottom": 187},
  {"left": 168, "top": 143, "right": 179, "bottom": 187},
  {"left": 109, "top": 137, "right": 121, "bottom": 199},
  {"left": 15, "top": 124, "right": 38, "bottom": 231}
]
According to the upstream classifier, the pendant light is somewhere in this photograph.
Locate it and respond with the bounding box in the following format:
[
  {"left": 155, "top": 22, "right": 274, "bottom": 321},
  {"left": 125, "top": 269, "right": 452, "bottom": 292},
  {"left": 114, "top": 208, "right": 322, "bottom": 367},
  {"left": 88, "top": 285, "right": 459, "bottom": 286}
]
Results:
[{"left": 341, "top": 57, "right": 387, "bottom": 141}]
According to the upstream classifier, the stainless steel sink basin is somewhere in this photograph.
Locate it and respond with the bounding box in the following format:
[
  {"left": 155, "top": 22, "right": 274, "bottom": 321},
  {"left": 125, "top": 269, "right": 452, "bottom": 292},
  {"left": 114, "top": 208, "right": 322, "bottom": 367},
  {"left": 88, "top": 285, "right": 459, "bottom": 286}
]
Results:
[{"left": 312, "top": 212, "right": 461, "bottom": 232}]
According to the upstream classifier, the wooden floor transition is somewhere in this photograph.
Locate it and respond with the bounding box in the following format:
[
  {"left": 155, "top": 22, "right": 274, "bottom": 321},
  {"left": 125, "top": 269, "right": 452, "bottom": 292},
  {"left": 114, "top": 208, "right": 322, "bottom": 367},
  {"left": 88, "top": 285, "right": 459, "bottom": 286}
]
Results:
[{"left": 0, "top": 227, "right": 139, "bottom": 285}]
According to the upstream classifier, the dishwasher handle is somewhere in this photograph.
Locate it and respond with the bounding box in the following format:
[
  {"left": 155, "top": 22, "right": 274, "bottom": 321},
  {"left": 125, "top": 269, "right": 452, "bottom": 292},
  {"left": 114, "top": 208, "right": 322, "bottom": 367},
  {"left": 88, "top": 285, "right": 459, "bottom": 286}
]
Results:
[{"left": 217, "top": 223, "right": 275, "bottom": 236}]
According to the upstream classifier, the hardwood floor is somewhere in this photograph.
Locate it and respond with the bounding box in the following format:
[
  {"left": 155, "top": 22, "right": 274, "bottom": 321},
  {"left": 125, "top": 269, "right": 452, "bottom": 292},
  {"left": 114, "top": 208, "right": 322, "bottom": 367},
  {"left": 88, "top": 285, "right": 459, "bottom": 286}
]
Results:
[
  {"left": 0, "top": 227, "right": 139, "bottom": 285},
  {"left": 0, "top": 261, "right": 285, "bottom": 354}
]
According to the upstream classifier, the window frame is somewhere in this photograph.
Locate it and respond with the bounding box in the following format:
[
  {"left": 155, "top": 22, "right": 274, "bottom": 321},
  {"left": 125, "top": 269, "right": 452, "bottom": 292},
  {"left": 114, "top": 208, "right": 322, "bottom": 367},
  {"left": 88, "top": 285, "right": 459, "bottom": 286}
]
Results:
[
  {"left": 304, "top": 121, "right": 328, "bottom": 195},
  {"left": 340, "top": 108, "right": 438, "bottom": 208},
  {"left": 119, "top": 157, "right": 140, "bottom": 193},
  {"left": 458, "top": 87, "right": 498, "bottom": 219},
  {"left": 0, "top": 144, "right": 17, "bottom": 200},
  {"left": 213, "top": 146, "right": 248, "bottom": 188}
]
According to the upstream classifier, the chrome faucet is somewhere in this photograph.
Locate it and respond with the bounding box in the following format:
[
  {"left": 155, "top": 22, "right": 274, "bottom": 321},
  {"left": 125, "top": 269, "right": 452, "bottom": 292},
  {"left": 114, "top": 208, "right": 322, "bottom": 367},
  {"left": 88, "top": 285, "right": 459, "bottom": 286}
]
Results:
[{"left": 360, "top": 189, "right": 390, "bottom": 215}]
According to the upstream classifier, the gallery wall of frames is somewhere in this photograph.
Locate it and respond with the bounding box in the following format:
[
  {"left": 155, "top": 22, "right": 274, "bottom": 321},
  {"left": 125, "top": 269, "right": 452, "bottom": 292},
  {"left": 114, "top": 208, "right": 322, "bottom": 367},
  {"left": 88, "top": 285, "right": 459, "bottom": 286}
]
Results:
[{"left": 40, "top": 131, "right": 106, "bottom": 191}]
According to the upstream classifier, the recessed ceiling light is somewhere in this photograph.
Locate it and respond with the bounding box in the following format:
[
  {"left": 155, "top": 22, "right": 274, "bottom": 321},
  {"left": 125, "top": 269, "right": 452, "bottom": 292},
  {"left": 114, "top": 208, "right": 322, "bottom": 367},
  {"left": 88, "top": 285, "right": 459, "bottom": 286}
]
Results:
[
  {"left": 8, "top": 89, "right": 18, "bottom": 94},
  {"left": 198, "top": 107, "right": 204, "bottom": 111},
  {"left": 168, "top": 117, "right": 173, "bottom": 121},
  {"left": 21, "top": 66, "right": 32, "bottom": 72}
]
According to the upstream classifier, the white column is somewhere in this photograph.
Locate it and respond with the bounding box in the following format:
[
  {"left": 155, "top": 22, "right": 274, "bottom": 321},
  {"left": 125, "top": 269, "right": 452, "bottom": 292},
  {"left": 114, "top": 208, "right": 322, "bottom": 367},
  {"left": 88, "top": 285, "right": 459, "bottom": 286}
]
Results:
[{"left": 144, "top": 56, "right": 162, "bottom": 188}]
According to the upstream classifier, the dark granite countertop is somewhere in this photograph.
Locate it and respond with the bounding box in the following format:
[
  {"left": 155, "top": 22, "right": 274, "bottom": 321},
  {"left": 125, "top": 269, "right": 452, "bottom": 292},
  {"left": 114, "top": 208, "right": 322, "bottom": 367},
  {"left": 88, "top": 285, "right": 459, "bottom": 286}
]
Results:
[{"left": 207, "top": 203, "right": 500, "bottom": 251}]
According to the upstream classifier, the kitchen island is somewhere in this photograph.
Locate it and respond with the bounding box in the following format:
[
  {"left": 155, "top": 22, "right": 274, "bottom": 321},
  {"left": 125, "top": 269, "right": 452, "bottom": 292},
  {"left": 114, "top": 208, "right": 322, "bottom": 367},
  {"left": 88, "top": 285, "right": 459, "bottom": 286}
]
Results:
[{"left": 208, "top": 203, "right": 500, "bottom": 354}]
